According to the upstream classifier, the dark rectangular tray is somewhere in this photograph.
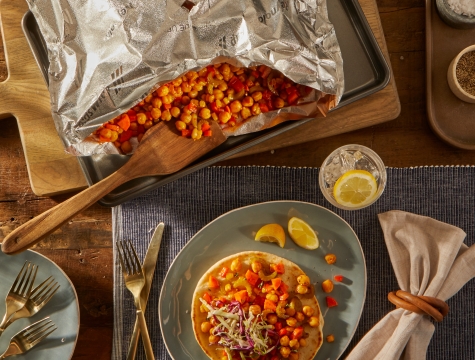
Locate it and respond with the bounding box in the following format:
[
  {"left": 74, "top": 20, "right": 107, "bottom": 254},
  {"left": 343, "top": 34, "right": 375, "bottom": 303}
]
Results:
[{"left": 23, "top": 0, "right": 390, "bottom": 207}]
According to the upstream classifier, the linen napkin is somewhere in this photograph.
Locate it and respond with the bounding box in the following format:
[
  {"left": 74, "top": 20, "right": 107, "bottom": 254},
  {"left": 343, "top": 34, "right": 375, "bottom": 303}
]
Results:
[{"left": 347, "top": 210, "right": 475, "bottom": 360}]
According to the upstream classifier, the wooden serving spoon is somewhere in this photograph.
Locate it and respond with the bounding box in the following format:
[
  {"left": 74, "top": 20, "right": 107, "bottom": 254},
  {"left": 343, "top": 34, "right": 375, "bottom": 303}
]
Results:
[{"left": 1, "top": 120, "right": 226, "bottom": 255}]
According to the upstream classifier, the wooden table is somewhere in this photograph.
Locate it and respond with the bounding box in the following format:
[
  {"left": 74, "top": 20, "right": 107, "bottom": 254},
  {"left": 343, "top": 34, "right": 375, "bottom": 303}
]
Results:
[{"left": 0, "top": 1, "right": 474, "bottom": 359}]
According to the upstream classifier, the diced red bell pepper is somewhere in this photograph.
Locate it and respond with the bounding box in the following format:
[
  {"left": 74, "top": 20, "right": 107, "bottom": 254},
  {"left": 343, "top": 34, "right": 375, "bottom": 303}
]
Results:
[
  {"left": 229, "top": 76, "right": 245, "bottom": 92},
  {"left": 254, "top": 295, "right": 265, "bottom": 308},
  {"left": 334, "top": 275, "right": 344, "bottom": 282},
  {"left": 285, "top": 86, "right": 298, "bottom": 95},
  {"left": 279, "top": 329, "right": 287, "bottom": 337},
  {"left": 210, "top": 102, "right": 219, "bottom": 113},
  {"left": 203, "top": 130, "right": 212, "bottom": 137},
  {"left": 251, "top": 70, "right": 260, "bottom": 79},
  {"left": 145, "top": 111, "right": 152, "bottom": 120},
  {"left": 208, "top": 275, "right": 220, "bottom": 289},
  {"left": 274, "top": 322, "right": 283, "bottom": 331},
  {"left": 181, "top": 129, "right": 191, "bottom": 137},
  {"left": 206, "top": 65, "right": 215, "bottom": 75},
  {"left": 129, "top": 114, "right": 137, "bottom": 122},
  {"left": 137, "top": 125, "right": 145, "bottom": 134},
  {"left": 201, "top": 122, "right": 211, "bottom": 132},
  {"left": 264, "top": 299, "right": 277, "bottom": 311},
  {"left": 245, "top": 269, "right": 260, "bottom": 286},
  {"left": 259, "top": 103, "right": 270, "bottom": 113},
  {"left": 117, "top": 115, "right": 131, "bottom": 131},
  {"left": 262, "top": 90, "right": 273, "bottom": 101},
  {"left": 270, "top": 262, "right": 285, "bottom": 274},
  {"left": 119, "top": 130, "right": 133, "bottom": 142},
  {"left": 219, "top": 267, "right": 229, "bottom": 278},
  {"left": 291, "top": 327, "right": 304, "bottom": 340},
  {"left": 202, "top": 292, "right": 212, "bottom": 304},
  {"left": 279, "top": 292, "right": 289, "bottom": 301},
  {"left": 163, "top": 103, "right": 172, "bottom": 110},
  {"left": 234, "top": 290, "right": 248, "bottom": 304},
  {"left": 271, "top": 278, "right": 282, "bottom": 290},
  {"left": 127, "top": 109, "right": 136, "bottom": 116},
  {"left": 287, "top": 92, "right": 299, "bottom": 105},
  {"left": 326, "top": 296, "right": 338, "bottom": 308},
  {"left": 185, "top": 103, "right": 198, "bottom": 113}
]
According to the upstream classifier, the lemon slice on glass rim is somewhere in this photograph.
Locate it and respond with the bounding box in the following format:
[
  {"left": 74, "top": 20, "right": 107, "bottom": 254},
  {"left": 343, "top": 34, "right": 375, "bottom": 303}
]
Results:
[
  {"left": 288, "top": 217, "right": 319, "bottom": 250},
  {"left": 333, "top": 169, "right": 378, "bottom": 208},
  {"left": 255, "top": 224, "right": 286, "bottom": 248}
]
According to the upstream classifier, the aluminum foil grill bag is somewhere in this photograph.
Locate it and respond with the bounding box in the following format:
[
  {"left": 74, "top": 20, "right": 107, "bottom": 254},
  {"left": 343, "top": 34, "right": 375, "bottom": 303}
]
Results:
[{"left": 27, "top": 0, "right": 344, "bottom": 155}]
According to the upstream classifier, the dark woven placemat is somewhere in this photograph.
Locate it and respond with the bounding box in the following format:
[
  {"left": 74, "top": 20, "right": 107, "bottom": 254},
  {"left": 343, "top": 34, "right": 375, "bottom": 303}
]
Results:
[{"left": 111, "top": 166, "right": 475, "bottom": 360}]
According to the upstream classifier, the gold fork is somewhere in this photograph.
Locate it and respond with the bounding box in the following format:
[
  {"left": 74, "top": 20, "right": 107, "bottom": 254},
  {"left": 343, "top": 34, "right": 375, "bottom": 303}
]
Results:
[
  {"left": 0, "top": 261, "right": 38, "bottom": 335},
  {"left": 117, "top": 241, "right": 155, "bottom": 360},
  {"left": 0, "top": 317, "right": 57, "bottom": 359},
  {"left": 1, "top": 276, "right": 60, "bottom": 331}
]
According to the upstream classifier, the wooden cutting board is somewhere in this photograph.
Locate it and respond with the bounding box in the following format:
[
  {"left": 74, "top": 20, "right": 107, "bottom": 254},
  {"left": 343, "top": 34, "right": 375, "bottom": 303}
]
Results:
[{"left": 0, "top": 0, "right": 399, "bottom": 197}]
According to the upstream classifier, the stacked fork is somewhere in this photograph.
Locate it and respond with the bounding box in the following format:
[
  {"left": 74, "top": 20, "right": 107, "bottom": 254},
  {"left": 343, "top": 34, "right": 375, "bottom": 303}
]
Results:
[{"left": 0, "top": 261, "right": 59, "bottom": 358}]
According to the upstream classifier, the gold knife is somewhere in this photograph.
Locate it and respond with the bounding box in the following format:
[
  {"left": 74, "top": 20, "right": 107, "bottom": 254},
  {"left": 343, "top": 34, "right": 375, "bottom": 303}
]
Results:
[{"left": 126, "top": 222, "right": 164, "bottom": 360}]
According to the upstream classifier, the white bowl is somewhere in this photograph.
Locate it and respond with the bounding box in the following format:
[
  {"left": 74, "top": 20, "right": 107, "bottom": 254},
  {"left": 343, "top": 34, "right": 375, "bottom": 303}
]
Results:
[{"left": 447, "top": 45, "right": 475, "bottom": 103}]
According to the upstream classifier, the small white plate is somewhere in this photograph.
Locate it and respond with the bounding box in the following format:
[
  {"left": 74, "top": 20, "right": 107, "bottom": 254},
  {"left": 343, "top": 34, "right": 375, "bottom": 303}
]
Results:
[{"left": 0, "top": 249, "right": 79, "bottom": 359}]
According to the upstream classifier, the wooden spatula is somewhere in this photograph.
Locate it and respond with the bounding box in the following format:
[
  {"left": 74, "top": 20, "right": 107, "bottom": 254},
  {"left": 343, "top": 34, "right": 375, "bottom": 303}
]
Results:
[{"left": 1, "top": 120, "right": 226, "bottom": 255}]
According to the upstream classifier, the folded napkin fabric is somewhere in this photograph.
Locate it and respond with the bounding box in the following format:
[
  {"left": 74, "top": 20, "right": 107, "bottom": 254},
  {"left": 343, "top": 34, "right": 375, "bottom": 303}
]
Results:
[{"left": 347, "top": 210, "right": 475, "bottom": 360}]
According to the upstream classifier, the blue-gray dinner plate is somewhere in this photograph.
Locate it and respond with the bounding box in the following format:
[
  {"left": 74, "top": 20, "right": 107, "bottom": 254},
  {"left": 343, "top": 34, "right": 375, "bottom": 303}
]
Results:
[
  {"left": 0, "top": 249, "right": 79, "bottom": 359},
  {"left": 159, "top": 201, "right": 366, "bottom": 359}
]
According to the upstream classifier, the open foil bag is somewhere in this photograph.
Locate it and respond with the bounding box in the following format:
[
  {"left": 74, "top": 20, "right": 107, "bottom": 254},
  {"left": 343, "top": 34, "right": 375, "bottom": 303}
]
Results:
[{"left": 27, "top": 0, "right": 344, "bottom": 155}]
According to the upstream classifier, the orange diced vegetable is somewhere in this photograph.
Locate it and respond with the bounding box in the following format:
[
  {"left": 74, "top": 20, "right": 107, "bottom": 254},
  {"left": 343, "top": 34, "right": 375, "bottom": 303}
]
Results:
[
  {"left": 117, "top": 115, "right": 131, "bottom": 131},
  {"left": 219, "top": 267, "right": 229, "bottom": 278},
  {"left": 264, "top": 299, "right": 277, "bottom": 311},
  {"left": 208, "top": 275, "right": 220, "bottom": 289},
  {"left": 270, "top": 262, "right": 285, "bottom": 274},
  {"left": 203, "top": 292, "right": 212, "bottom": 304},
  {"left": 245, "top": 269, "right": 260, "bottom": 286},
  {"left": 234, "top": 290, "right": 248, "bottom": 304},
  {"left": 271, "top": 278, "right": 282, "bottom": 290}
]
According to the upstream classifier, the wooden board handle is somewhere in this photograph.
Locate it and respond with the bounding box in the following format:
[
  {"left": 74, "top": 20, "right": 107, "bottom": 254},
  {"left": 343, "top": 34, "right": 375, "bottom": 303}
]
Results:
[{"left": 1, "top": 170, "right": 126, "bottom": 255}]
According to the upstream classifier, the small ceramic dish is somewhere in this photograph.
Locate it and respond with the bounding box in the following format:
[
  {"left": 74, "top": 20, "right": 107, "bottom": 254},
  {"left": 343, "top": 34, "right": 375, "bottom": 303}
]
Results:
[
  {"left": 436, "top": 0, "right": 475, "bottom": 29},
  {"left": 447, "top": 44, "right": 475, "bottom": 103}
]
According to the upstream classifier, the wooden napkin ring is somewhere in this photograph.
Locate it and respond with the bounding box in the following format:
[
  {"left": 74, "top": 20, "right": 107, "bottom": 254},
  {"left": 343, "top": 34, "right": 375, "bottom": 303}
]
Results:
[{"left": 387, "top": 290, "right": 449, "bottom": 322}]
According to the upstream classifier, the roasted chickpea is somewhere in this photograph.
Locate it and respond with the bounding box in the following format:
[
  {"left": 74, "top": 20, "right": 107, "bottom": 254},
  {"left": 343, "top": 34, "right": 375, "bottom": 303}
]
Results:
[
  {"left": 230, "top": 259, "right": 241, "bottom": 272},
  {"left": 326, "top": 334, "right": 335, "bottom": 343},
  {"left": 280, "top": 335, "right": 290, "bottom": 347},
  {"left": 299, "top": 338, "right": 307, "bottom": 347},
  {"left": 273, "top": 97, "right": 285, "bottom": 108},
  {"left": 325, "top": 254, "right": 337, "bottom": 264},
  {"left": 286, "top": 307, "right": 296, "bottom": 317},
  {"left": 267, "top": 314, "right": 278, "bottom": 325},
  {"left": 230, "top": 100, "right": 243, "bottom": 113},
  {"left": 99, "top": 128, "right": 112, "bottom": 138},
  {"left": 110, "top": 131, "right": 118, "bottom": 142},
  {"left": 279, "top": 346, "right": 291, "bottom": 358},
  {"left": 297, "top": 275, "right": 310, "bottom": 286},
  {"left": 241, "top": 107, "right": 252, "bottom": 120},
  {"left": 224, "top": 283, "right": 232, "bottom": 292},
  {"left": 210, "top": 317, "right": 218, "bottom": 326},
  {"left": 151, "top": 108, "right": 162, "bottom": 120},
  {"left": 218, "top": 111, "right": 232, "bottom": 124},
  {"left": 181, "top": 113, "right": 192, "bottom": 124},
  {"left": 308, "top": 316, "right": 319, "bottom": 327},
  {"left": 213, "top": 89, "right": 224, "bottom": 100},
  {"left": 144, "top": 120, "right": 153, "bottom": 129},
  {"left": 175, "top": 121, "right": 187, "bottom": 131},
  {"left": 302, "top": 306, "right": 314, "bottom": 317},
  {"left": 170, "top": 107, "right": 181, "bottom": 118},
  {"left": 289, "top": 353, "right": 299, "bottom": 360},
  {"left": 252, "top": 91, "right": 263, "bottom": 102},
  {"left": 120, "top": 141, "right": 132, "bottom": 154},
  {"left": 209, "top": 335, "right": 220, "bottom": 344},
  {"left": 242, "top": 96, "right": 254, "bottom": 107},
  {"left": 201, "top": 321, "right": 212, "bottom": 333},
  {"left": 266, "top": 294, "right": 278, "bottom": 303},
  {"left": 249, "top": 304, "right": 261, "bottom": 316},
  {"left": 161, "top": 110, "right": 172, "bottom": 121},
  {"left": 289, "top": 339, "right": 300, "bottom": 349},
  {"left": 200, "top": 304, "right": 208, "bottom": 313},
  {"left": 322, "top": 279, "right": 334, "bottom": 293},
  {"left": 285, "top": 326, "right": 295, "bottom": 333},
  {"left": 251, "top": 261, "right": 262, "bottom": 273},
  {"left": 251, "top": 103, "right": 261, "bottom": 116},
  {"left": 162, "top": 94, "right": 174, "bottom": 105},
  {"left": 137, "top": 113, "right": 147, "bottom": 125},
  {"left": 156, "top": 85, "right": 169, "bottom": 96},
  {"left": 286, "top": 317, "right": 297, "bottom": 327},
  {"left": 295, "top": 311, "right": 305, "bottom": 322},
  {"left": 199, "top": 108, "right": 211, "bottom": 119},
  {"left": 296, "top": 285, "right": 309, "bottom": 295},
  {"left": 189, "top": 89, "right": 199, "bottom": 98},
  {"left": 151, "top": 97, "right": 162, "bottom": 108}
]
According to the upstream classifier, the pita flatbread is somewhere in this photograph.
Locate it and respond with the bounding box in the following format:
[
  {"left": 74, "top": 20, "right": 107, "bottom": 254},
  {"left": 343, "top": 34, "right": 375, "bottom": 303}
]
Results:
[{"left": 191, "top": 251, "right": 324, "bottom": 360}]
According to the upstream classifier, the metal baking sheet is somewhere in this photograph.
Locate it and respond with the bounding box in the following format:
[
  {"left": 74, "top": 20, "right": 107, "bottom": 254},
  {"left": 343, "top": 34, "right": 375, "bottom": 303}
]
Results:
[{"left": 22, "top": 0, "right": 390, "bottom": 207}]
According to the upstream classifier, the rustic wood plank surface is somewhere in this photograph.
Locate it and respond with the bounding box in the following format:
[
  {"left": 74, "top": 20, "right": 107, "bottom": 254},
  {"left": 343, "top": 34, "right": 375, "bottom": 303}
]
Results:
[{"left": 1, "top": 0, "right": 474, "bottom": 359}]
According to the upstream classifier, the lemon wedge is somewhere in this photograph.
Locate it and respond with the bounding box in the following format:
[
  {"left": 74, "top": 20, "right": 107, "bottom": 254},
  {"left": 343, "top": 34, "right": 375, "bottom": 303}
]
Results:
[
  {"left": 255, "top": 224, "right": 286, "bottom": 248},
  {"left": 288, "top": 217, "right": 319, "bottom": 250},
  {"left": 333, "top": 169, "right": 378, "bottom": 208}
]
